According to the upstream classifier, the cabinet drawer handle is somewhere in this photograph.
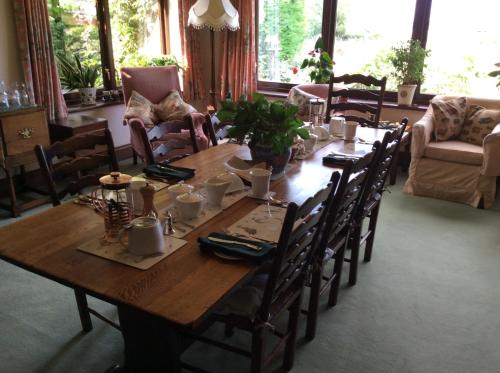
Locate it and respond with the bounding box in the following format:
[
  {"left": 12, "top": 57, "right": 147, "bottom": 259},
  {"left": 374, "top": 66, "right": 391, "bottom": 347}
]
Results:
[{"left": 18, "top": 128, "right": 34, "bottom": 139}]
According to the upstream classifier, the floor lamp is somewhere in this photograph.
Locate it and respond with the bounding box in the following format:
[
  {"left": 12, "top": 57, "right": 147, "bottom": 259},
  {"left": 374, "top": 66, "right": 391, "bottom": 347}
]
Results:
[{"left": 188, "top": 0, "right": 239, "bottom": 109}]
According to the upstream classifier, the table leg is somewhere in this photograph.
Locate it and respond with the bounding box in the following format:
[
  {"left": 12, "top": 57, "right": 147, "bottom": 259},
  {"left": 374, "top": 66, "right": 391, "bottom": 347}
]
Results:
[
  {"left": 118, "top": 305, "right": 187, "bottom": 373},
  {"left": 3, "top": 166, "right": 19, "bottom": 217}
]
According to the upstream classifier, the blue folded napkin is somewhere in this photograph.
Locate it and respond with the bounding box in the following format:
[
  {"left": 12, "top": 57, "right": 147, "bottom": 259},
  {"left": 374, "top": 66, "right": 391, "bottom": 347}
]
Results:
[
  {"left": 143, "top": 162, "right": 195, "bottom": 181},
  {"left": 198, "top": 232, "right": 275, "bottom": 263}
]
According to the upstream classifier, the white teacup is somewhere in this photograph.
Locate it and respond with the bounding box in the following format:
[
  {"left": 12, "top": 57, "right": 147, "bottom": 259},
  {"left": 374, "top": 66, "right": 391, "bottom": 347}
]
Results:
[
  {"left": 344, "top": 121, "right": 358, "bottom": 141},
  {"left": 329, "top": 117, "right": 345, "bottom": 137},
  {"left": 312, "top": 125, "right": 330, "bottom": 141},
  {"left": 205, "top": 176, "right": 231, "bottom": 207},
  {"left": 249, "top": 168, "right": 272, "bottom": 199},
  {"left": 168, "top": 182, "right": 194, "bottom": 198},
  {"left": 303, "top": 133, "right": 318, "bottom": 152},
  {"left": 175, "top": 192, "right": 203, "bottom": 220}
]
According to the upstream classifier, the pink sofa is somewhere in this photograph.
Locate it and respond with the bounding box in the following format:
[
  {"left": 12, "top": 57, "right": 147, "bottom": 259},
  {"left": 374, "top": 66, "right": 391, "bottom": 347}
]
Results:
[
  {"left": 121, "top": 66, "right": 208, "bottom": 164},
  {"left": 404, "top": 95, "right": 500, "bottom": 208}
]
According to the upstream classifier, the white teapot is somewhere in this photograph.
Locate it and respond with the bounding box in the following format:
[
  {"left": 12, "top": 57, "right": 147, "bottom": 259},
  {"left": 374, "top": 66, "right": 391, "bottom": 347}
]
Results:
[{"left": 119, "top": 216, "right": 164, "bottom": 256}]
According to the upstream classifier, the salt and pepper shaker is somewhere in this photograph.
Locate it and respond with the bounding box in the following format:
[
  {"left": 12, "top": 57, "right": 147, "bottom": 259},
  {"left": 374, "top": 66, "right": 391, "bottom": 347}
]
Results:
[{"left": 164, "top": 211, "right": 175, "bottom": 236}]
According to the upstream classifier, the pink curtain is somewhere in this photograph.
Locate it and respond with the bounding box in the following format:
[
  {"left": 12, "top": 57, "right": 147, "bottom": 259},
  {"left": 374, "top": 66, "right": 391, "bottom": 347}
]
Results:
[
  {"left": 178, "top": 0, "right": 207, "bottom": 101},
  {"left": 219, "top": 0, "right": 257, "bottom": 101},
  {"left": 13, "top": 0, "right": 67, "bottom": 123}
]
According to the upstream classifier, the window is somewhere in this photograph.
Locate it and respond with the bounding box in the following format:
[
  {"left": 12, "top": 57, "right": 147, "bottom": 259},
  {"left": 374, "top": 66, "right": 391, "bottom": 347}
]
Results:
[
  {"left": 421, "top": 0, "right": 500, "bottom": 97},
  {"left": 48, "top": 0, "right": 103, "bottom": 87},
  {"left": 333, "top": 0, "right": 416, "bottom": 91},
  {"left": 257, "top": 0, "right": 500, "bottom": 100},
  {"left": 258, "top": 0, "right": 324, "bottom": 85},
  {"left": 48, "top": 0, "right": 179, "bottom": 96}
]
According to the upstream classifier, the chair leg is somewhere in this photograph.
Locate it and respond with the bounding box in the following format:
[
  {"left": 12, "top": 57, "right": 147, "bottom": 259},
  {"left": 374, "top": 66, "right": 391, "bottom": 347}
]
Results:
[
  {"left": 250, "top": 328, "right": 265, "bottom": 373},
  {"left": 349, "top": 226, "right": 361, "bottom": 286},
  {"left": 283, "top": 294, "right": 302, "bottom": 371},
  {"left": 132, "top": 150, "right": 138, "bottom": 165},
  {"left": 364, "top": 203, "right": 381, "bottom": 262},
  {"left": 328, "top": 243, "right": 347, "bottom": 307},
  {"left": 224, "top": 323, "right": 235, "bottom": 338},
  {"left": 305, "top": 264, "right": 322, "bottom": 341},
  {"left": 74, "top": 289, "right": 93, "bottom": 332}
]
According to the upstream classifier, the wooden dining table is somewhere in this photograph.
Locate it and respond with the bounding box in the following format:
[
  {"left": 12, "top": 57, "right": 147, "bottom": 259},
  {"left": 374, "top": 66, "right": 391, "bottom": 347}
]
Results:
[{"left": 0, "top": 127, "right": 394, "bottom": 372}]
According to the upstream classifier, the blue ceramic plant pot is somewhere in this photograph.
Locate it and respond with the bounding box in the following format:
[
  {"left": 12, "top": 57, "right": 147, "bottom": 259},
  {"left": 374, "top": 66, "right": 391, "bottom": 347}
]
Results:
[{"left": 250, "top": 145, "right": 291, "bottom": 175}]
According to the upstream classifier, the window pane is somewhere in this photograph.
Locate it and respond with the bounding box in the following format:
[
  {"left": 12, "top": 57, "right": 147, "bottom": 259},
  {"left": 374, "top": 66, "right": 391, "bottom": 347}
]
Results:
[
  {"left": 333, "top": 0, "right": 416, "bottom": 90},
  {"left": 48, "top": 0, "right": 102, "bottom": 88},
  {"left": 258, "top": 0, "right": 324, "bottom": 84},
  {"left": 421, "top": 0, "right": 500, "bottom": 97},
  {"left": 109, "top": 0, "right": 162, "bottom": 79}
]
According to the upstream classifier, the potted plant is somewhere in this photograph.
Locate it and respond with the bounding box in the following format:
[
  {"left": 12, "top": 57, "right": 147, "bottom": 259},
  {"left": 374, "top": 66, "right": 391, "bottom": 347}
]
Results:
[
  {"left": 297, "top": 37, "right": 335, "bottom": 84},
  {"left": 57, "top": 54, "right": 100, "bottom": 105},
  {"left": 388, "top": 39, "right": 430, "bottom": 106},
  {"left": 488, "top": 62, "right": 500, "bottom": 88},
  {"left": 217, "top": 93, "right": 310, "bottom": 175}
]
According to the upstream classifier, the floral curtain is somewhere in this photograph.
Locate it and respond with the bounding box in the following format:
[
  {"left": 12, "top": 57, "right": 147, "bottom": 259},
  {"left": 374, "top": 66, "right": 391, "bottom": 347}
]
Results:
[
  {"left": 178, "top": 0, "right": 207, "bottom": 102},
  {"left": 13, "top": 0, "right": 67, "bottom": 123},
  {"left": 219, "top": 0, "right": 257, "bottom": 101}
]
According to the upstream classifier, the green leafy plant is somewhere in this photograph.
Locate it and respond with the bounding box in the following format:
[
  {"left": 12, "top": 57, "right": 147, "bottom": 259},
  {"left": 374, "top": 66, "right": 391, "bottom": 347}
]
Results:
[
  {"left": 217, "top": 93, "right": 309, "bottom": 155},
  {"left": 298, "top": 37, "right": 334, "bottom": 84},
  {"left": 120, "top": 54, "right": 185, "bottom": 71},
  {"left": 488, "top": 62, "right": 500, "bottom": 88},
  {"left": 57, "top": 54, "right": 100, "bottom": 90},
  {"left": 388, "top": 39, "right": 430, "bottom": 86}
]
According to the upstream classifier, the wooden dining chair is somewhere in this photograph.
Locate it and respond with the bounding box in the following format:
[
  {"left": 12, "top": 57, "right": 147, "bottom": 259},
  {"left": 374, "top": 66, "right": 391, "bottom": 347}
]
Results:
[
  {"left": 35, "top": 128, "right": 120, "bottom": 332},
  {"left": 304, "top": 144, "right": 381, "bottom": 341},
  {"left": 182, "top": 175, "right": 339, "bottom": 373},
  {"left": 347, "top": 118, "right": 408, "bottom": 285},
  {"left": 204, "top": 113, "right": 233, "bottom": 147},
  {"left": 325, "top": 73, "right": 387, "bottom": 128}
]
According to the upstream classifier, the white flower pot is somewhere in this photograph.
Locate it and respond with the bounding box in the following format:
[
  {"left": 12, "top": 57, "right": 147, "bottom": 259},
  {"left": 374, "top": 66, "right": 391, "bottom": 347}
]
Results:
[
  {"left": 397, "top": 84, "right": 417, "bottom": 106},
  {"left": 79, "top": 87, "right": 97, "bottom": 105}
]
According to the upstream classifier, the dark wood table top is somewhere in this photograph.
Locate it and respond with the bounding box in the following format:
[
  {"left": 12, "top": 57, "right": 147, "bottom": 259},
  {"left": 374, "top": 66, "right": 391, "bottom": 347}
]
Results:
[{"left": 0, "top": 127, "right": 392, "bottom": 327}]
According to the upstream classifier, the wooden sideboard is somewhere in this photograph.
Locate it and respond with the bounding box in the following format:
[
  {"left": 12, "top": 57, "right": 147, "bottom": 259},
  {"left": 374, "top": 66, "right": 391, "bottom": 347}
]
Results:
[{"left": 0, "top": 107, "right": 51, "bottom": 217}]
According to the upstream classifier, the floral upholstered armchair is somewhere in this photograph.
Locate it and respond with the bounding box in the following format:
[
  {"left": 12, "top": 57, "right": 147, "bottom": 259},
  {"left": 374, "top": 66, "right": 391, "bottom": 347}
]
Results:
[
  {"left": 404, "top": 95, "right": 500, "bottom": 208},
  {"left": 121, "top": 66, "right": 208, "bottom": 164}
]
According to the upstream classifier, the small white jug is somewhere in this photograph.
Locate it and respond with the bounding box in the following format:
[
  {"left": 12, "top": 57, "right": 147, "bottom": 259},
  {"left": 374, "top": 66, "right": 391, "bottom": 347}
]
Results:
[{"left": 205, "top": 176, "right": 232, "bottom": 207}]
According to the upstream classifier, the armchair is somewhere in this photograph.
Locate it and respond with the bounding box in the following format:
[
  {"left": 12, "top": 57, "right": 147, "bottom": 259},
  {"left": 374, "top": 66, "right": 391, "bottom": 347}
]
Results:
[
  {"left": 404, "top": 95, "right": 500, "bottom": 208},
  {"left": 121, "top": 66, "right": 208, "bottom": 164}
]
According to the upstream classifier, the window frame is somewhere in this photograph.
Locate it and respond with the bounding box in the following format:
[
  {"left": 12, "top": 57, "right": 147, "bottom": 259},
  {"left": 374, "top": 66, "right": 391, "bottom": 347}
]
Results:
[
  {"left": 256, "top": 0, "right": 438, "bottom": 105},
  {"left": 55, "top": 0, "right": 170, "bottom": 103}
]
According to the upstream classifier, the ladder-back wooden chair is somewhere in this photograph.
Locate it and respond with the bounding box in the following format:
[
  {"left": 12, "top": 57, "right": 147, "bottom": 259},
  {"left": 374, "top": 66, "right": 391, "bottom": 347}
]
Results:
[
  {"left": 35, "top": 128, "right": 120, "bottom": 332},
  {"left": 304, "top": 143, "right": 381, "bottom": 341},
  {"left": 325, "top": 73, "right": 387, "bottom": 127},
  {"left": 347, "top": 118, "right": 408, "bottom": 285},
  {"left": 182, "top": 174, "right": 339, "bottom": 373}
]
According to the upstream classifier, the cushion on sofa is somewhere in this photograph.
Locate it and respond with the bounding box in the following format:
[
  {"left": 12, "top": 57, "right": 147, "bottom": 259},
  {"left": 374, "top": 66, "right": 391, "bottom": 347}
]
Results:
[
  {"left": 459, "top": 105, "right": 500, "bottom": 146},
  {"left": 124, "top": 90, "right": 158, "bottom": 127},
  {"left": 431, "top": 97, "right": 467, "bottom": 141},
  {"left": 424, "top": 140, "right": 483, "bottom": 166},
  {"left": 154, "top": 90, "right": 196, "bottom": 122}
]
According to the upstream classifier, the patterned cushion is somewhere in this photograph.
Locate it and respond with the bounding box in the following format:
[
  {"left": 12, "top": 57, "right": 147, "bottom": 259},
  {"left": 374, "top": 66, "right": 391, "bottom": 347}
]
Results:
[
  {"left": 458, "top": 105, "right": 500, "bottom": 146},
  {"left": 154, "top": 90, "right": 196, "bottom": 122},
  {"left": 431, "top": 97, "right": 467, "bottom": 141},
  {"left": 124, "top": 90, "right": 158, "bottom": 128}
]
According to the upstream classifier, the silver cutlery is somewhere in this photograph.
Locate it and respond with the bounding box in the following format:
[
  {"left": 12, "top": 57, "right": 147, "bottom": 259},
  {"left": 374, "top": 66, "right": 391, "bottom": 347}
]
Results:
[{"left": 207, "top": 236, "right": 262, "bottom": 251}]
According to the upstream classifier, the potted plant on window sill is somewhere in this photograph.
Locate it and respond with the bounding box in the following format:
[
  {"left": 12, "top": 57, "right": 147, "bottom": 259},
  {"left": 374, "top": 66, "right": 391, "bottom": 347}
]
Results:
[
  {"left": 57, "top": 54, "right": 100, "bottom": 105},
  {"left": 298, "top": 37, "right": 335, "bottom": 84},
  {"left": 388, "top": 39, "right": 430, "bottom": 106},
  {"left": 217, "top": 93, "right": 310, "bottom": 175}
]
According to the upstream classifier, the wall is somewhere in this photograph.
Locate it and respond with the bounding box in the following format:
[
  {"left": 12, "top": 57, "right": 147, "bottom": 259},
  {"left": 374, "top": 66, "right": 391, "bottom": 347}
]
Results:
[{"left": 0, "top": 0, "right": 22, "bottom": 85}]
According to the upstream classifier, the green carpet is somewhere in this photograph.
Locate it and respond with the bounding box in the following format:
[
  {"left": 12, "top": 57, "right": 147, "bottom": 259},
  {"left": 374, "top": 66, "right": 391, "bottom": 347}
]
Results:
[{"left": 1, "top": 171, "right": 499, "bottom": 373}]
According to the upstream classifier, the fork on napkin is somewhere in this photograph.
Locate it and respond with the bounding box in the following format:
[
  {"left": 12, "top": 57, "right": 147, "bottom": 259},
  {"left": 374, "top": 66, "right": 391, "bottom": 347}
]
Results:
[{"left": 198, "top": 232, "right": 275, "bottom": 263}]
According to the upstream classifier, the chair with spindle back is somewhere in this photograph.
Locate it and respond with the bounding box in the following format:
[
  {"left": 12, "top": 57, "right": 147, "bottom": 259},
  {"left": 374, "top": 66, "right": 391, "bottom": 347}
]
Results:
[
  {"left": 347, "top": 118, "right": 409, "bottom": 285},
  {"left": 325, "top": 73, "right": 387, "bottom": 127},
  {"left": 304, "top": 143, "right": 381, "bottom": 341},
  {"left": 181, "top": 173, "right": 340, "bottom": 373},
  {"left": 34, "top": 128, "right": 120, "bottom": 332}
]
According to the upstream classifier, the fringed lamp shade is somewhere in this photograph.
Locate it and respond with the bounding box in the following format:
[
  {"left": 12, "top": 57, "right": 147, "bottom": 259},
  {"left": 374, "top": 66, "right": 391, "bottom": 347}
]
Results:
[{"left": 187, "top": 0, "right": 240, "bottom": 31}]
